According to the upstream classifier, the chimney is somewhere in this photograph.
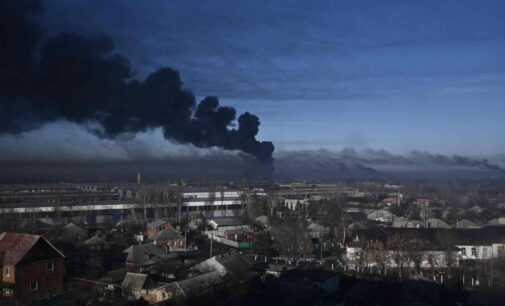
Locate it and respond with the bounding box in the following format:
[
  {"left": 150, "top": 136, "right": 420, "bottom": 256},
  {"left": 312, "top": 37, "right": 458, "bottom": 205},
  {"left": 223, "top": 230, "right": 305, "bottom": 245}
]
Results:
[{"left": 137, "top": 172, "right": 141, "bottom": 185}]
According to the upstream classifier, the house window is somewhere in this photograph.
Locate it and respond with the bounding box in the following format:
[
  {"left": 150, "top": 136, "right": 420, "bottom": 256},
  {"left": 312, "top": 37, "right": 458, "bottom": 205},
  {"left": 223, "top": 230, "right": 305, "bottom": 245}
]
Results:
[
  {"left": 498, "top": 245, "right": 505, "bottom": 255},
  {"left": 461, "top": 248, "right": 466, "bottom": 256},
  {"left": 47, "top": 261, "right": 55, "bottom": 272},
  {"left": 4, "top": 267, "right": 11, "bottom": 277},
  {"left": 29, "top": 280, "right": 39, "bottom": 292},
  {"left": 471, "top": 247, "right": 477, "bottom": 256},
  {"left": 482, "top": 247, "right": 489, "bottom": 258}
]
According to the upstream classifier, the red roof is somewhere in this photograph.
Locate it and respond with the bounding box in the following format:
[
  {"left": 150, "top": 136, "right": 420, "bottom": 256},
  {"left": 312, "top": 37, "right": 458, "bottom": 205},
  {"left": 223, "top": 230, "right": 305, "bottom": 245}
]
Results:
[{"left": 0, "top": 232, "right": 41, "bottom": 266}]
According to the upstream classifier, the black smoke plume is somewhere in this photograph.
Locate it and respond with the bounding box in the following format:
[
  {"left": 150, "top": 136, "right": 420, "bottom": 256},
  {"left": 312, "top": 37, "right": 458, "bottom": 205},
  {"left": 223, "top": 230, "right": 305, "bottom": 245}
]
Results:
[{"left": 0, "top": 0, "right": 274, "bottom": 162}]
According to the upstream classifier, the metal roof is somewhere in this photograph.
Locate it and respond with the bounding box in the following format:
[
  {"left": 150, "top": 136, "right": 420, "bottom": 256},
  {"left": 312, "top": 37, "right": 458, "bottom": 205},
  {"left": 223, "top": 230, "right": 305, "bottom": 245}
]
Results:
[
  {"left": 210, "top": 218, "right": 246, "bottom": 227},
  {"left": 0, "top": 232, "right": 49, "bottom": 266},
  {"left": 152, "top": 229, "right": 183, "bottom": 241},
  {"left": 177, "top": 271, "right": 223, "bottom": 295},
  {"left": 147, "top": 219, "right": 170, "bottom": 229},
  {"left": 121, "top": 272, "right": 148, "bottom": 290}
]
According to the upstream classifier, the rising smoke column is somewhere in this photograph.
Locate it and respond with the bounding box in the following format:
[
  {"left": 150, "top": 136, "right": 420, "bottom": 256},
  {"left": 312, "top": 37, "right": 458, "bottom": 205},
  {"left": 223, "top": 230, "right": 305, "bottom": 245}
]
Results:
[{"left": 0, "top": 0, "right": 274, "bottom": 162}]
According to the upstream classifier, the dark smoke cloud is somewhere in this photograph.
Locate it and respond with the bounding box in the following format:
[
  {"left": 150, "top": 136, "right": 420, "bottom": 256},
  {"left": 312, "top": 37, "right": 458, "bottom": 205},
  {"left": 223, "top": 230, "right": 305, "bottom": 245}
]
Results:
[
  {"left": 0, "top": 0, "right": 274, "bottom": 162},
  {"left": 274, "top": 148, "right": 505, "bottom": 180}
]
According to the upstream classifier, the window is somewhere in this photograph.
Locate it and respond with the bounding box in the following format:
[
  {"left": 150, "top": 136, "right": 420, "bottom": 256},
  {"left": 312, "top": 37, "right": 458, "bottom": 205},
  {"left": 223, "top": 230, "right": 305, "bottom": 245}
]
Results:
[
  {"left": 498, "top": 245, "right": 505, "bottom": 255},
  {"left": 4, "top": 267, "right": 11, "bottom": 277},
  {"left": 461, "top": 248, "right": 466, "bottom": 256},
  {"left": 29, "top": 280, "right": 38, "bottom": 292},
  {"left": 47, "top": 261, "right": 55, "bottom": 272},
  {"left": 482, "top": 247, "right": 489, "bottom": 258},
  {"left": 471, "top": 247, "right": 477, "bottom": 256}
]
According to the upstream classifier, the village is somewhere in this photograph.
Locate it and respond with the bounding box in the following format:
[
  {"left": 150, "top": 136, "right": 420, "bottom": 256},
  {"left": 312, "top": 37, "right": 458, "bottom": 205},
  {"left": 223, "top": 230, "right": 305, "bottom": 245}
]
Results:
[{"left": 1, "top": 180, "right": 505, "bottom": 305}]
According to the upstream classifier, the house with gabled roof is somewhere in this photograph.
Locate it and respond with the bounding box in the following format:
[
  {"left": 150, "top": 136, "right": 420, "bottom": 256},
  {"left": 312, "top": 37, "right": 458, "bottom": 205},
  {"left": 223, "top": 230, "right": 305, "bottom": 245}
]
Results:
[
  {"left": 0, "top": 232, "right": 65, "bottom": 300},
  {"left": 143, "top": 253, "right": 253, "bottom": 304},
  {"left": 121, "top": 272, "right": 151, "bottom": 301},
  {"left": 366, "top": 209, "right": 396, "bottom": 224},
  {"left": 147, "top": 220, "right": 174, "bottom": 239},
  {"left": 123, "top": 244, "right": 173, "bottom": 268},
  {"left": 150, "top": 228, "right": 185, "bottom": 251},
  {"left": 455, "top": 219, "right": 480, "bottom": 228},
  {"left": 426, "top": 218, "right": 451, "bottom": 229}
]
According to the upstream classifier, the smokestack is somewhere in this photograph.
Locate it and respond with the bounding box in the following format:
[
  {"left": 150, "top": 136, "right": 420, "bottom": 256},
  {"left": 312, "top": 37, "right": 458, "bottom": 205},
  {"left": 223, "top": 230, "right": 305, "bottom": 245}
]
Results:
[{"left": 137, "top": 171, "right": 141, "bottom": 185}]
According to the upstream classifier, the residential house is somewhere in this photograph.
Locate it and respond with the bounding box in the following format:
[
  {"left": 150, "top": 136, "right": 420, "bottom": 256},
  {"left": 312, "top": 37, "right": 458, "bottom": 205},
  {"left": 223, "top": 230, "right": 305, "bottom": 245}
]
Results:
[
  {"left": 426, "top": 218, "right": 451, "bottom": 229},
  {"left": 366, "top": 209, "right": 396, "bottom": 224},
  {"left": 487, "top": 217, "right": 505, "bottom": 225},
  {"left": 284, "top": 198, "right": 308, "bottom": 211},
  {"left": 306, "top": 222, "right": 330, "bottom": 239},
  {"left": 347, "top": 222, "right": 370, "bottom": 232},
  {"left": 468, "top": 205, "right": 484, "bottom": 215},
  {"left": 123, "top": 244, "right": 173, "bottom": 268},
  {"left": 145, "top": 253, "right": 253, "bottom": 304},
  {"left": 82, "top": 234, "right": 108, "bottom": 250},
  {"left": 265, "top": 264, "right": 295, "bottom": 277},
  {"left": 255, "top": 215, "right": 269, "bottom": 227},
  {"left": 455, "top": 219, "right": 480, "bottom": 228},
  {"left": 147, "top": 220, "right": 174, "bottom": 239},
  {"left": 151, "top": 228, "right": 185, "bottom": 251},
  {"left": 207, "top": 218, "right": 251, "bottom": 238},
  {"left": 150, "top": 270, "right": 223, "bottom": 303},
  {"left": 142, "top": 281, "right": 179, "bottom": 304},
  {"left": 223, "top": 229, "right": 253, "bottom": 242},
  {"left": 0, "top": 232, "right": 65, "bottom": 300},
  {"left": 61, "top": 222, "right": 87, "bottom": 241},
  {"left": 191, "top": 253, "right": 252, "bottom": 278},
  {"left": 98, "top": 267, "right": 129, "bottom": 291},
  {"left": 453, "top": 227, "right": 505, "bottom": 260},
  {"left": 350, "top": 227, "right": 505, "bottom": 266},
  {"left": 414, "top": 197, "right": 432, "bottom": 207},
  {"left": 419, "top": 207, "right": 439, "bottom": 220},
  {"left": 391, "top": 218, "right": 422, "bottom": 228},
  {"left": 121, "top": 272, "right": 150, "bottom": 301},
  {"left": 347, "top": 228, "right": 459, "bottom": 269},
  {"left": 383, "top": 196, "right": 400, "bottom": 206}
]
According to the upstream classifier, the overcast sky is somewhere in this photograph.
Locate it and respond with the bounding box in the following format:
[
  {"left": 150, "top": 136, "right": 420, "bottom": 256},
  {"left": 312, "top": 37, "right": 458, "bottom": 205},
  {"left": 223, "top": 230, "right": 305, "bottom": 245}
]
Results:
[{"left": 36, "top": 0, "right": 505, "bottom": 155}]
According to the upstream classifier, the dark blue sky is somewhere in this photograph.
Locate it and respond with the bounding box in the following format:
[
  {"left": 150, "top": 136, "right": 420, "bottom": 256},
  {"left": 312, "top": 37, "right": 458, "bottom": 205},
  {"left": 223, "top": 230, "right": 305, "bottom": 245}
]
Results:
[{"left": 41, "top": 0, "right": 505, "bottom": 155}]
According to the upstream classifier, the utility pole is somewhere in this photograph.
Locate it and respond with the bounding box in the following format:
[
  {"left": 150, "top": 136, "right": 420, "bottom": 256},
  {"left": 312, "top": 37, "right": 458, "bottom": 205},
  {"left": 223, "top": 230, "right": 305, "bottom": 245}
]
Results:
[
  {"left": 209, "top": 232, "right": 214, "bottom": 258},
  {"left": 11, "top": 185, "right": 15, "bottom": 230},
  {"left": 177, "top": 180, "right": 182, "bottom": 223},
  {"left": 184, "top": 229, "right": 187, "bottom": 252},
  {"left": 423, "top": 202, "right": 427, "bottom": 228}
]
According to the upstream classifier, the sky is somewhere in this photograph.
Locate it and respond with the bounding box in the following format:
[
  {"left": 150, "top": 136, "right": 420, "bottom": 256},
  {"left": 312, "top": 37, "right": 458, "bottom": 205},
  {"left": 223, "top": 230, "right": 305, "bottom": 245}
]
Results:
[{"left": 30, "top": 0, "right": 505, "bottom": 155}]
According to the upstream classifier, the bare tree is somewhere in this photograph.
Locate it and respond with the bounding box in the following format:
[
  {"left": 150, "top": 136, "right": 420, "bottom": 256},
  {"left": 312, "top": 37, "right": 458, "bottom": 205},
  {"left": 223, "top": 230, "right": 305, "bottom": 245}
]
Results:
[
  {"left": 367, "top": 240, "right": 385, "bottom": 270},
  {"left": 435, "top": 231, "right": 457, "bottom": 276},
  {"left": 406, "top": 239, "right": 428, "bottom": 273},
  {"left": 387, "top": 234, "right": 408, "bottom": 278}
]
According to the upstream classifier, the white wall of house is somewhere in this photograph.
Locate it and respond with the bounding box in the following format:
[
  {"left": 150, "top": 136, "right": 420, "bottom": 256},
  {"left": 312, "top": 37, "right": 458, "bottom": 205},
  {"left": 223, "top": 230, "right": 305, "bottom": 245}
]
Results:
[
  {"left": 457, "top": 243, "right": 505, "bottom": 260},
  {"left": 346, "top": 246, "right": 457, "bottom": 269},
  {"left": 284, "top": 198, "right": 308, "bottom": 210},
  {"left": 207, "top": 221, "right": 251, "bottom": 237},
  {"left": 492, "top": 243, "right": 505, "bottom": 257}
]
